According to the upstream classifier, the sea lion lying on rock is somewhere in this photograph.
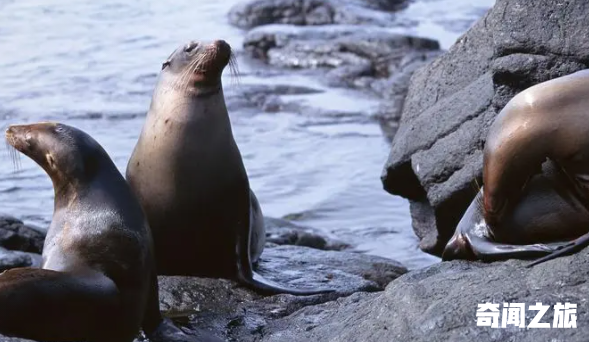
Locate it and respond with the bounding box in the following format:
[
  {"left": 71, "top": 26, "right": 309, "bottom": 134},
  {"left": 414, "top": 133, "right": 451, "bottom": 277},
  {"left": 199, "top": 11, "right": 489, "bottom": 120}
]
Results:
[{"left": 443, "top": 70, "right": 589, "bottom": 264}]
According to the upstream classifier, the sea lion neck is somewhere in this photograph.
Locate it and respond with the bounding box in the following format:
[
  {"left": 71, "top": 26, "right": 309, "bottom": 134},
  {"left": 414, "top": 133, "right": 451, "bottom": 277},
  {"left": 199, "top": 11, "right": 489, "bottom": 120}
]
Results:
[
  {"left": 156, "top": 70, "right": 223, "bottom": 98},
  {"left": 51, "top": 152, "right": 124, "bottom": 211},
  {"left": 150, "top": 81, "right": 230, "bottom": 123}
]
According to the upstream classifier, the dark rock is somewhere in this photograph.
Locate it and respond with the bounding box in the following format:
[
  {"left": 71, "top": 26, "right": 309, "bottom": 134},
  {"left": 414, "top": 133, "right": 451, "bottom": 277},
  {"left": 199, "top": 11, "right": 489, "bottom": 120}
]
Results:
[
  {"left": 381, "top": 0, "right": 589, "bottom": 256},
  {"left": 0, "top": 215, "right": 45, "bottom": 254},
  {"left": 244, "top": 25, "right": 439, "bottom": 71},
  {"left": 225, "top": 82, "right": 323, "bottom": 114},
  {"left": 264, "top": 217, "right": 349, "bottom": 251},
  {"left": 258, "top": 250, "right": 589, "bottom": 341},
  {"left": 224, "top": 81, "right": 373, "bottom": 120},
  {"left": 0, "top": 243, "right": 406, "bottom": 342},
  {"left": 243, "top": 25, "right": 441, "bottom": 127},
  {"left": 152, "top": 244, "right": 406, "bottom": 341},
  {"left": 371, "top": 50, "right": 445, "bottom": 141},
  {"left": 228, "top": 0, "right": 410, "bottom": 30},
  {"left": 242, "top": 24, "right": 441, "bottom": 141},
  {"left": 0, "top": 247, "right": 41, "bottom": 272}
]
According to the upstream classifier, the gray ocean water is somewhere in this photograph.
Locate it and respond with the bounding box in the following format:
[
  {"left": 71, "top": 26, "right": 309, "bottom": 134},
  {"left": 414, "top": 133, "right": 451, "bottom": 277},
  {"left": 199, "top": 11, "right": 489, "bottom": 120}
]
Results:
[{"left": 0, "top": 0, "right": 494, "bottom": 269}]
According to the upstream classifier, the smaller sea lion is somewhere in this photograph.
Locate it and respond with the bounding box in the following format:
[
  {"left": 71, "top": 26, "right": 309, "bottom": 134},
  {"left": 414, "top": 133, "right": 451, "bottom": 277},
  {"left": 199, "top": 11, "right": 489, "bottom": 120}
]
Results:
[
  {"left": 126, "top": 40, "right": 334, "bottom": 295},
  {"left": 444, "top": 70, "right": 589, "bottom": 262},
  {"left": 443, "top": 161, "right": 589, "bottom": 261},
  {"left": 1, "top": 122, "right": 221, "bottom": 342}
]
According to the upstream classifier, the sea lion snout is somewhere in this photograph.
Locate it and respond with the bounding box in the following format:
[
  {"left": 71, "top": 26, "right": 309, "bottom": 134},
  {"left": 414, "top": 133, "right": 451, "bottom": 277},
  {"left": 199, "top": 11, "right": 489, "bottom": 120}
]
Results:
[
  {"left": 5, "top": 122, "right": 60, "bottom": 153},
  {"left": 212, "top": 40, "right": 230, "bottom": 54},
  {"left": 6, "top": 124, "right": 32, "bottom": 152},
  {"left": 196, "top": 40, "right": 232, "bottom": 73}
]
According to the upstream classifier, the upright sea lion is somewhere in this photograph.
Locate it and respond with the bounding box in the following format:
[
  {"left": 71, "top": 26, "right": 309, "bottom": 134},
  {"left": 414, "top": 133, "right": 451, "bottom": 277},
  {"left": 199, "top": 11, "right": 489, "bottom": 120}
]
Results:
[
  {"left": 126, "top": 40, "right": 332, "bottom": 295},
  {"left": 443, "top": 70, "right": 589, "bottom": 263},
  {"left": 1, "top": 123, "right": 220, "bottom": 342}
]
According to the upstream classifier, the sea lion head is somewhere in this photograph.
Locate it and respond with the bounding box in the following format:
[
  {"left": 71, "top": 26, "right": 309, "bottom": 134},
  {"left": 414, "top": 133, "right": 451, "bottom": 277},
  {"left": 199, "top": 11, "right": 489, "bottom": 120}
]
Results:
[
  {"left": 5, "top": 122, "right": 107, "bottom": 185},
  {"left": 159, "top": 40, "right": 233, "bottom": 96}
]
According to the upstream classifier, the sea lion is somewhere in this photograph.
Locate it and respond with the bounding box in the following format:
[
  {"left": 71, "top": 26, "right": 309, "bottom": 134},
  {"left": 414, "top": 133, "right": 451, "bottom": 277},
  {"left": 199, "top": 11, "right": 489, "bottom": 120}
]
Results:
[
  {"left": 443, "top": 70, "right": 589, "bottom": 262},
  {"left": 126, "top": 40, "right": 332, "bottom": 295},
  {"left": 1, "top": 123, "right": 220, "bottom": 342},
  {"left": 443, "top": 161, "right": 589, "bottom": 261}
]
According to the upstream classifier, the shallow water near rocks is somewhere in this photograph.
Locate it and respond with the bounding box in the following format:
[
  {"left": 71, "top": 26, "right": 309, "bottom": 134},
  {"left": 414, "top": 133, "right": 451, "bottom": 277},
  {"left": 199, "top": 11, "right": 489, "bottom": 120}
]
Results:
[{"left": 0, "top": 0, "right": 494, "bottom": 269}]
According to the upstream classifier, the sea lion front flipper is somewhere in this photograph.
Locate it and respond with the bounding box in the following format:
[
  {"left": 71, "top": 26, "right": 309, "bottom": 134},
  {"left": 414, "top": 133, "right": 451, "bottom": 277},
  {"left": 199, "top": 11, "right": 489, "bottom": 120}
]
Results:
[
  {"left": 469, "top": 237, "right": 569, "bottom": 262},
  {"left": 443, "top": 227, "right": 568, "bottom": 262},
  {"left": 0, "top": 267, "right": 124, "bottom": 341},
  {"left": 443, "top": 190, "right": 570, "bottom": 262},
  {"left": 526, "top": 233, "right": 589, "bottom": 267}
]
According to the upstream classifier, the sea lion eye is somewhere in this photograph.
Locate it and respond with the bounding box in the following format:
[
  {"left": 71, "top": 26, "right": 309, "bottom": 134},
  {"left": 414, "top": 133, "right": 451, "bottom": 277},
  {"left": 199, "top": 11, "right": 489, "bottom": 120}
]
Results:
[
  {"left": 161, "top": 61, "right": 171, "bottom": 70},
  {"left": 184, "top": 42, "right": 198, "bottom": 52}
]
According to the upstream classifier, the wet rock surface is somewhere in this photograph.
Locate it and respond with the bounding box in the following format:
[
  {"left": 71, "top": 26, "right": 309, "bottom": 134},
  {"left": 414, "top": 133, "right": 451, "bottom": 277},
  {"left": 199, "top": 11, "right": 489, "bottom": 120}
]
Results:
[
  {"left": 264, "top": 217, "right": 350, "bottom": 251},
  {"left": 381, "top": 0, "right": 589, "bottom": 255},
  {"left": 0, "top": 244, "right": 407, "bottom": 342},
  {"left": 224, "top": 81, "right": 324, "bottom": 114},
  {"left": 0, "top": 215, "right": 45, "bottom": 254},
  {"left": 0, "top": 217, "right": 407, "bottom": 342},
  {"left": 0, "top": 215, "right": 45, "bottom": 273},
  {"left": 243, "top": 24, "right": 440, "bottom": 96},
  {"left": 228, "top": 0, "right": 411, "bottom": 30},
  {"left": 257, "top": 250, "right": 589, "bottom": 342},
  {"left": 151, "top": 244, "right": 406, "bottom": 341},
  {"left": 0, "top": 247, "right": 41, "bottom": 272}
]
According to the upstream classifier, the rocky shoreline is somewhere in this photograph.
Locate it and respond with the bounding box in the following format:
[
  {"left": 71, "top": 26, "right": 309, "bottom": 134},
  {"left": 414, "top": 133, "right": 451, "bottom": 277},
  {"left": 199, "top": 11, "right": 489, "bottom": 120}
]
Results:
[
  {"left": 0, "top": 215, "right": 408, "bottom": 342},
  {"left": 4, "top": 0, "right": 589, "bottom": 341}
]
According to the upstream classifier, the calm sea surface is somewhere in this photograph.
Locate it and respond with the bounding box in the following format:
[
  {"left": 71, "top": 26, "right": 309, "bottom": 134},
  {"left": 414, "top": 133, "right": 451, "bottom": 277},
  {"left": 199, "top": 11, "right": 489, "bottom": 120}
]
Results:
[{"left": 0, "top": 0, "right": 495, "bottom": 269}]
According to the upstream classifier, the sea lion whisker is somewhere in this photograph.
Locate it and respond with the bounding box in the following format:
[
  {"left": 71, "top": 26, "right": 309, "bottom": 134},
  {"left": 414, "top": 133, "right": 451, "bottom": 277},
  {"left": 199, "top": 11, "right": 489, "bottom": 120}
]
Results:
[
  {"left": 177, "top": 58, "right": 196, "bottom": 90},
  {"left": 175, "top": 56, "right": 200, "bottom": 90},
  {"left": 5, "top": 139, "right": 20, "bottom": 173},
  {"left": 228, "top": 53, "right": 241, "bottom": 87}
]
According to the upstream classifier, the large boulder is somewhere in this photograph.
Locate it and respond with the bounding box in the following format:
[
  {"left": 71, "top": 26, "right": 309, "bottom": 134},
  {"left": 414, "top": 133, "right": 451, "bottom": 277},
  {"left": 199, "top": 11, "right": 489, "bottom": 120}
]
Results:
[
  {"left": 381, "top": 0, "right": 589, "bottom": 255},
  {"left": 257, "top": 248, "right": 589, "bottom": 342}
]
